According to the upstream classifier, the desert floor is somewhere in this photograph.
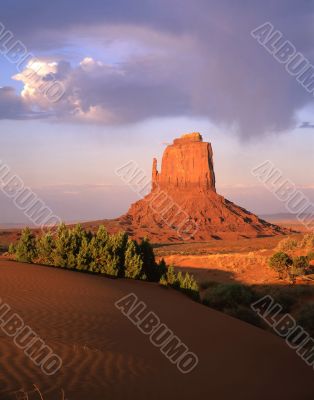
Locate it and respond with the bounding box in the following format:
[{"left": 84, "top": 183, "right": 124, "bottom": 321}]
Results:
[{"left": 0, "top": 259, "right": 313, "bottom": 400}]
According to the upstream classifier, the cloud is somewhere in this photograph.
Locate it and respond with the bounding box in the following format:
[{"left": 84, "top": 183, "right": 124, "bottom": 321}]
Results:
[
  {"left": 1, "top": 0, "right": 314, "bottom": 137},
  {"left": 299, "top": 121, "right": 314, "bottom": 129}
]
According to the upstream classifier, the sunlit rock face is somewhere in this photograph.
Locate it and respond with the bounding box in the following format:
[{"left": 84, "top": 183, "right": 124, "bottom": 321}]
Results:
[{"left": 152, "top": 133, "right": 216, "bottom": 192}]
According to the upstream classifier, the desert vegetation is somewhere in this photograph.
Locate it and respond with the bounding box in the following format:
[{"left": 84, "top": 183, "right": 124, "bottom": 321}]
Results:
[
  {"left": 268, "top": 233, "right": 314, "bottom": 283},
  {"left": 8, "top": 224, "right": 199, "bottom": 299}
]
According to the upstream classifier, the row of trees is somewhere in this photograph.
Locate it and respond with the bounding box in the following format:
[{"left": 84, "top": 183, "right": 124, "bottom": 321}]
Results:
[
  {"left": 9, "top": 224, "right": 166, "bottom": 281},
  {"left": 9, "top": 225, "right": 199, "bottom": 298},
  {"left": 268, "top": 251, "right": 312, "bottom": 283}
]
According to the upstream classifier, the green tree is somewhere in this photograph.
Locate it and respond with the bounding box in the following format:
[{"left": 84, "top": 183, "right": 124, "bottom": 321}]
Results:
[
  {"left": 36, "top": 232, "right": 55, "bottom": 265},
  {"left": 89, "top": 225, "right": 110, "bottom": 272},
  {"left": 124, "top": 239, "right": 143, "bottom": 279},
  {"left": 269, "top": 252, "right": 292, "bottom": 279},
  {"left": 15, "top": 227, "right": 37, "bottom": 263},
  {"left": 52, "top": 223, "right": 72, "bottom": 267},
  {"left": 77, "top": 236, "right": 92, "bottom": 271},
  {"left": 139, "top": 238, "right": 162, "bottom": 281}
]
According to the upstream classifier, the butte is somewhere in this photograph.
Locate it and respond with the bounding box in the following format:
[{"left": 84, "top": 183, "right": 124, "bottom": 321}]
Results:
[{"left": 116, "top": 133, "right": 286, "bottom": 242}]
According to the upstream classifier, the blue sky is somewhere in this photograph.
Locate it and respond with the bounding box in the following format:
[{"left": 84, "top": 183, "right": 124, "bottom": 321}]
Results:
[{"left": 0, "top": 0, "right": 313, "bottom": 223}]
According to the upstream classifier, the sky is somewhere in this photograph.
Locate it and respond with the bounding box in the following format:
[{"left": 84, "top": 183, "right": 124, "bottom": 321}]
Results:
[{"left": 0, "top": 0, "right": 313, "bottom": 224}]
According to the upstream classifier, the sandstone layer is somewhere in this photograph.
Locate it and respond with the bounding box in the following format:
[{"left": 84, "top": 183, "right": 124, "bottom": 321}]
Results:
[{"left": 117, "top": 133, "right": 286, "bottom": 242}]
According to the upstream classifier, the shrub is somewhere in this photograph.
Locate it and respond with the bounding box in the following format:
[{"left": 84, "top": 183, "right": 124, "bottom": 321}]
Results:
[
  {"left": 159, "top": 266, "right": 199, "bottom": 300},
  {"left": 14, "top": 227, "right": 37, "bottom": 263},
  {"left": 291, "top": 256, "right": 308, "bottom": 277},
  {"left": 307, "top": 251, "right": 314, "bottom": 262},
  {"left": 276, "top": 237, "right": 298, "bottom": 252},
  {"left": 202, "top": 283, "right": 255, "bottom": 311},
  {"left": 165, "top": 266, "right": 179, "bottom": 287},
  {"left": 299, "top": 234, "right": 314, "bottom": 249},
  {"left": 177, "top": 272, "right": 199, "bottom": 300},
  {"left": 269, "top": 252, "right": 292, "bottom": 279}
]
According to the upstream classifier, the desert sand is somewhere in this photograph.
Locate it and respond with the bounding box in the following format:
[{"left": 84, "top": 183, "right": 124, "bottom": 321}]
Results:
[{"left": 0, "top": 258, "right": 313, "bottom": 400}]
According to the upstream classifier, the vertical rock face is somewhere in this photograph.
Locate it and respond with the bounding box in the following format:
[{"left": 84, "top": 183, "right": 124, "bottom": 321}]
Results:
[
  {"left": 118, "top": 132, "right": 287, "bottom": 242},
  {"left": 153, "top": 133, "right": 216, "bottom": 191}
]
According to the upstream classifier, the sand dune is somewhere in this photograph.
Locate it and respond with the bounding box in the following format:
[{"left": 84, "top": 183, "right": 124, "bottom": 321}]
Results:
[{"left": 0, "top": 259, "right": 313, "bottom": 400}]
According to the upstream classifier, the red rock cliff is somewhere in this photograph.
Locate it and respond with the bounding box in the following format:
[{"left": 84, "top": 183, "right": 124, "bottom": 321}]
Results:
[{"left": 152, "top": 133, "right": 216, "bottom": 191}]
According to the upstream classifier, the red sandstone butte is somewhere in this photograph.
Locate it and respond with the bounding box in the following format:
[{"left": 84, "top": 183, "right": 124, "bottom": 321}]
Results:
[{"left": 118, "top": 133, "right": 286, "bottom": 242}]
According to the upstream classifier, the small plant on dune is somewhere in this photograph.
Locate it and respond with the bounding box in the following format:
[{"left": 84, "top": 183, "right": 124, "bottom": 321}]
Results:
[
  {"left": 268, "top": 252, "right": 292, "bottom": 280},
  {"left": 165, "top": 265, "right": 179, "bottom": 287},
  {"left": 159, "top": 265, "right": 199, "bottom": 300},
  {"left": 159, "top": 274, "right": 168, "bottom": 287},
  {"left": 177, "top": 271, "right": 200, "bottom": 300}
]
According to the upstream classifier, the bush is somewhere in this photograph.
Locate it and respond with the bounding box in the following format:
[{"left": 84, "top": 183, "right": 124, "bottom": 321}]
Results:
[
  {"left": 159, "top": 266, "right": 199, "bottom": 300},
  {"left": 299, "top": 234, "right": 314, "bottom": 249},
  {"left": 202, "top": 283, "right": 255, "bottom": 311},
  {"left": 307, "top": 251, "right": 314, "bottom": 262},
  {"left": 276, "top": 237, "right": 298, "bottom": 252},
  {"left": 269, "top": 252, "right": 292, "bottom": 280},
  {"left": 291, "top": 256, "right": 308, "bottom": 277}
]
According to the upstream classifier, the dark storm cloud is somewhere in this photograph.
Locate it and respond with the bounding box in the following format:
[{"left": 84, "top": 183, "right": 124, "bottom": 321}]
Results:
[{"left": 1, "top": 0, "right": 314, "bottom": 137}]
